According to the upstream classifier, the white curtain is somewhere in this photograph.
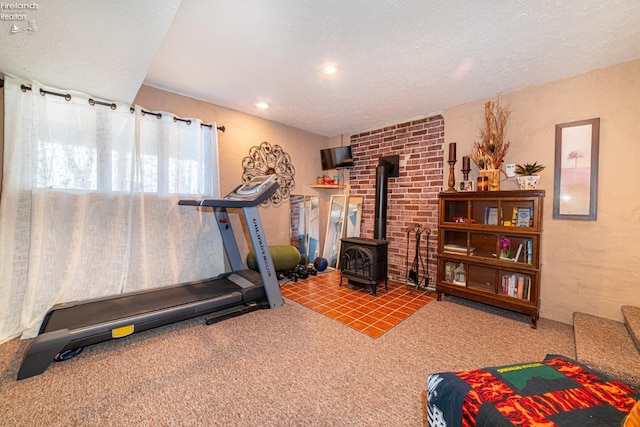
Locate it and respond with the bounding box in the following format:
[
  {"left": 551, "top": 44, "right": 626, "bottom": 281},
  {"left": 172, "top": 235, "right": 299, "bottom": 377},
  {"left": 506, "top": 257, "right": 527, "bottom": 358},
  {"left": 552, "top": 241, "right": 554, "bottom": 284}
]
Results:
[{"left": 0, "top": 77, "right": 223, "bottom": 342}]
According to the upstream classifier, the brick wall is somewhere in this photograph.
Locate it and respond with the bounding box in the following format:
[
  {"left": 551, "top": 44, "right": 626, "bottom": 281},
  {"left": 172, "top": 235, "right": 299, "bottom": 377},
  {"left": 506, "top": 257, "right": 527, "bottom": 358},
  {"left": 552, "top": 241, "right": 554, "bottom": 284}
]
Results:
[{"left": 349, "top": 115, "right": 444, "bottom": 284}]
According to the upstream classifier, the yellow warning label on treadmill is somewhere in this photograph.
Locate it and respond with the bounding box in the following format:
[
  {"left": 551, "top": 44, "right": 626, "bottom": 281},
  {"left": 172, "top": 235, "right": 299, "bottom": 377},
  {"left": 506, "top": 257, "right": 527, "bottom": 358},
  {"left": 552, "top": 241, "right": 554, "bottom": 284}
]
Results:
[{"left": 112, "top": 324, "right": 134, "bottom": 338}]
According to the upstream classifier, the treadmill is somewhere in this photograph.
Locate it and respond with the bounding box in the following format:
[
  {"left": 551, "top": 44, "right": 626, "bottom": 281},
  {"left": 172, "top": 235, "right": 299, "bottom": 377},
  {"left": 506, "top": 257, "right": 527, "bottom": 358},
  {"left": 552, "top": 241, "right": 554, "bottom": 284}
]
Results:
[{"left": 17, "top": 175, "right": 284, "bottom": 380}]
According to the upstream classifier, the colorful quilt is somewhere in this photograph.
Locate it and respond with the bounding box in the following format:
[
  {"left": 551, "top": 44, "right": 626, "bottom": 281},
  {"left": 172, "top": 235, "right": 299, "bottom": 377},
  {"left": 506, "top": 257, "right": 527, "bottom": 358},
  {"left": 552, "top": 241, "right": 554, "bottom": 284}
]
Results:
[{"left": 426, "top": 354, "right": 639, "bottom": 426}]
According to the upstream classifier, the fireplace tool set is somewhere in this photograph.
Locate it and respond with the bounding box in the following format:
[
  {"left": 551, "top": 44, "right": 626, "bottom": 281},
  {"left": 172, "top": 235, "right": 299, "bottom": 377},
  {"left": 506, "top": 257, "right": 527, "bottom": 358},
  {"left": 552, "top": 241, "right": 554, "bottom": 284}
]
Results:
[{"left": 405, "top": 224, "right": 432, "bottom": 293}]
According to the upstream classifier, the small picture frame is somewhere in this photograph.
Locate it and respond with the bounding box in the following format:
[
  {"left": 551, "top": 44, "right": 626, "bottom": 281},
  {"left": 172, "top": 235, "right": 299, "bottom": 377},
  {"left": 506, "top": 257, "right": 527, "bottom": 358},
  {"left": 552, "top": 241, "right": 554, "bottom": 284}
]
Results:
[
  {"left": 484, "top": 207, "right": 498, "bottom": 225},
  {"left": 444, "top": 261, "right": 456, "bottom": 282},
  {"left": 515, "top": 207, "right": 532, "bottom": 227},
  {"left": 458, "top": 180, "right": 474, "bottom": 192}
]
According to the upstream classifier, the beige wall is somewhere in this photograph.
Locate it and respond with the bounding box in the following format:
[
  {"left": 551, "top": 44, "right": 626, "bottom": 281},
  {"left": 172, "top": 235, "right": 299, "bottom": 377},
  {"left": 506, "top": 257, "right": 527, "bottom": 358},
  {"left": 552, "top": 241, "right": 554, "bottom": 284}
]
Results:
[
  {"left": 134, "top": 85, "right": 331, "bottom": 247},
  {"left": 444, "top": 59, "right": 640, "bottom": 324}
]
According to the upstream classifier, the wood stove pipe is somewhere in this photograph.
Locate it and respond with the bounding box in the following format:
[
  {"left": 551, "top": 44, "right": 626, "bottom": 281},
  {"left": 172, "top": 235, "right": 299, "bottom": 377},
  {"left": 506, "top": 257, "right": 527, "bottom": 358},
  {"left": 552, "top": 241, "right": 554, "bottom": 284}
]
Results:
[{"left": 374, "top": 162, "right": 390, "bottom": 240}]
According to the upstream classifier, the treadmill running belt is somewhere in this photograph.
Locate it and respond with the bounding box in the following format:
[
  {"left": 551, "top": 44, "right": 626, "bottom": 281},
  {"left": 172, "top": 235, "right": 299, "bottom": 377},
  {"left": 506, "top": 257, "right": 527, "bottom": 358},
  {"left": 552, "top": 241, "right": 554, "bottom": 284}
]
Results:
[{"left": 42, "top": 278, "right": 241, "bottom": 332}]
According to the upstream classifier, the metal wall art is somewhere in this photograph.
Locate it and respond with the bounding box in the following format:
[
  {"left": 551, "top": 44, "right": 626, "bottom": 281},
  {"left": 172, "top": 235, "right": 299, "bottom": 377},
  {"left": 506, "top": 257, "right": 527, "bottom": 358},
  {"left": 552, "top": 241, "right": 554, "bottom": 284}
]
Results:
[{"left": 242, "top": 141, "right": 295, "bottom": 206}]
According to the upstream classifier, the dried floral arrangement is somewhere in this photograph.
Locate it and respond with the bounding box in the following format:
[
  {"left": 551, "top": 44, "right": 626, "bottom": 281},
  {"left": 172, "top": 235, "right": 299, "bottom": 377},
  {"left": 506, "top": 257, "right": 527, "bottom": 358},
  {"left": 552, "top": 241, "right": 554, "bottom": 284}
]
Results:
[{"left": 471, "top": 101, "right": 511, "bottom": 170}]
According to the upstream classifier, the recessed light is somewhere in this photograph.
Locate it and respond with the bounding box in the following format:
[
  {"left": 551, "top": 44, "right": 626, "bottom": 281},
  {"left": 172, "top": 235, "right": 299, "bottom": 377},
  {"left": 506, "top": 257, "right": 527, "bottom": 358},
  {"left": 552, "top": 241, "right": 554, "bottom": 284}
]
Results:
[
  {"left": 255, "top": 102, "right": 270, "bottom": 109},
  {"left": 321, "top": 64, "right": 339, "bottom": 75}
]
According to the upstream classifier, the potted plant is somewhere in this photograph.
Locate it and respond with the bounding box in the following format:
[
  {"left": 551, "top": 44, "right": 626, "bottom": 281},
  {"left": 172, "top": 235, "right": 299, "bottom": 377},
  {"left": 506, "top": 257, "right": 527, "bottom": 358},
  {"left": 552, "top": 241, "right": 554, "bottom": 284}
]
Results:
[{"left": 515, "top": 162, "right": 545, "bottom": 189}]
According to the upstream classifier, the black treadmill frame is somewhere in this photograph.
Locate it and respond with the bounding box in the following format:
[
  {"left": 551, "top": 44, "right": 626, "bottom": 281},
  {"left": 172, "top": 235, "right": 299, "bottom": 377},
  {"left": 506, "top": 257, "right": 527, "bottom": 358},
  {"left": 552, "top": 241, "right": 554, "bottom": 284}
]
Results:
[{"left": 17, "top": 180, "right": 283, "bottom": 380}]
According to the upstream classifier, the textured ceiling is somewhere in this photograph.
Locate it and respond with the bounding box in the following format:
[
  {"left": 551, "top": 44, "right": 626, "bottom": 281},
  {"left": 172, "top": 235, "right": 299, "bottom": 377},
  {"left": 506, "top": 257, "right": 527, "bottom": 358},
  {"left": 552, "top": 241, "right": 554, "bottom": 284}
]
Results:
[
  {"left": 2, "top": 1, "right": 640, "bottom": 137},
  {"left": 0, "top": 0, "right": 181, "bottom": 103}
]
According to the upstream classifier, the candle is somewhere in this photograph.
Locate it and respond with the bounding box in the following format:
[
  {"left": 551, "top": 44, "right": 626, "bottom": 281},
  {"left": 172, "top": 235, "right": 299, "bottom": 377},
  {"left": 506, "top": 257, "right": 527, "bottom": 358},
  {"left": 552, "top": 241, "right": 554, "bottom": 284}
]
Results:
[
  {"left": 462, "top": 156, "right": 470, "bottom": 170},
  {"left": 448, "top": 142, "right": 456, "bottom": 162},
  {"left": 477, "top": 176, "right": 489, "bottom": 191}
]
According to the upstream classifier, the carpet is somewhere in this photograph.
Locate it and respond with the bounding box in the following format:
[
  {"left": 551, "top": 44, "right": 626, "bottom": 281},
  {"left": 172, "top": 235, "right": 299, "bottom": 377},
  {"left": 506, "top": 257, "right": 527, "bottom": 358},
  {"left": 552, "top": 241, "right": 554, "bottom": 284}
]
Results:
[{"left": 280, "top": 270, "right": 433, "bottom": 338}]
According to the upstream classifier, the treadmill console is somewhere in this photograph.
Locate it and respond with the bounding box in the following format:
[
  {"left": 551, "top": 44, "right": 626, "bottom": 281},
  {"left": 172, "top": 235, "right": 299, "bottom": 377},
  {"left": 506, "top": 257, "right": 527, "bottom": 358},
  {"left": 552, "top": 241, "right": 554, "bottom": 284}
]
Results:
[
  {"left": 233, "top": 174, "right": 278, "bottom": 196},
  {"left": 178, "top": 174, "right": 279, "bottom": 208}
]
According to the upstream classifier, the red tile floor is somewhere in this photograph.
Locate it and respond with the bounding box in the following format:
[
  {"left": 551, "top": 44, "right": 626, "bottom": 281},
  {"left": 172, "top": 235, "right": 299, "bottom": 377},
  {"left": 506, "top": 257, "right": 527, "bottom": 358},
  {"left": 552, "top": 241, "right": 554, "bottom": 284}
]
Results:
[{"left": 280, "top": 270, "right": 434, "bottom": 338}]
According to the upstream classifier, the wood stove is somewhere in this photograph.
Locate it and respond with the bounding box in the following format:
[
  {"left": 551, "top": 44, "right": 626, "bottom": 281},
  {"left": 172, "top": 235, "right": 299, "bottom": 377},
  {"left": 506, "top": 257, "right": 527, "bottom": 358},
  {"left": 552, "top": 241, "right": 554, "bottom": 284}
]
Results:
[{"left": 339, "top": 237, "right": 389, "bottom": 296}]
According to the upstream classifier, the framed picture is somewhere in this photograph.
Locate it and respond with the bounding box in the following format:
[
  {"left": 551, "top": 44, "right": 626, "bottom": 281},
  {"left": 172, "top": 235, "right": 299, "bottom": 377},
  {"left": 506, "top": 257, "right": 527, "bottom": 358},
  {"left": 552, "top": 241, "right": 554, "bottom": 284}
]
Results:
[
  {"left": 553, "top": 118, "right": 600, "bottom": 220},
  {"left": 515, "top": 207, "right": 532, "bottom": 227},
  {"left": 458, "top": 180, "right": 474, "bottom": 191}
]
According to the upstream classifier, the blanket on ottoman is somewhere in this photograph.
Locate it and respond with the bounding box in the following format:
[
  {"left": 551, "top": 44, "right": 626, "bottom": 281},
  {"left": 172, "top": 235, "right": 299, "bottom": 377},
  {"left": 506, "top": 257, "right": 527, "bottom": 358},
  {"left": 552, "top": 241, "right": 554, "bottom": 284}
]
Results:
[{"left": 426, "top": 354, "right": 639, "bottom": 426}]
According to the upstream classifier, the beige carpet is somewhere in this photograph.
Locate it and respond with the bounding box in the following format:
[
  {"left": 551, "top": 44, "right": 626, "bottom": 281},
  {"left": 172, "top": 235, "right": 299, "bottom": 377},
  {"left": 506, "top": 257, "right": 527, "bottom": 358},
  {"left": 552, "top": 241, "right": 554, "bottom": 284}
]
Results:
[{"left": 0, "top": 296, "right": 575, "bottom": 426}]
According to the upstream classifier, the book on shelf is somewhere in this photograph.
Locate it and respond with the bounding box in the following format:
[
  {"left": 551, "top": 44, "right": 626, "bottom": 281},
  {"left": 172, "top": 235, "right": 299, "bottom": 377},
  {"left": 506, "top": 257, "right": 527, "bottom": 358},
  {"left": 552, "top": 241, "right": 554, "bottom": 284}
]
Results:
[
  {"left": 517, "top": 276, "right": 524, "bottom": 298},
  {"left": 513, "top": 243, "right": 524, "bottom": 262},
  {"left": 484, "top": 207, "right": 498, "bottom": 225},
  {"left": 509, "top": 239, "right": 533, "bottom": 264},
  {"left": 443, "top": 243, "right": 474, "bottom": 255},
  {"left": 500, "top": 273, "right": 531, "bottom": 300}
]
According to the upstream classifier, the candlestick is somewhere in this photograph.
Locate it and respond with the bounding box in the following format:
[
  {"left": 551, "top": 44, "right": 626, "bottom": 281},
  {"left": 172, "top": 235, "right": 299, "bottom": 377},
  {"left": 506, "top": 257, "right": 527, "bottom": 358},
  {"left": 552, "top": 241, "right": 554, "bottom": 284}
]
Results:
[
  {"left": 448, "top": 143, "right": 456, "bottom": 162},
  {"left": 446, "top": 160, "right": 457, "bottom": 192},
  {"left": 461, "top": 156, "right": 471, "bottom": 181}
]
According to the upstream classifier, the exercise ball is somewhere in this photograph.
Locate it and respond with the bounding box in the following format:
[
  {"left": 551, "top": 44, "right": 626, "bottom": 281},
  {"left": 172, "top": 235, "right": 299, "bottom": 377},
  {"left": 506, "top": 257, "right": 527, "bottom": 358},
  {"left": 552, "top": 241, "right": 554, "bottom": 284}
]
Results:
[{"left": 313, "top": 257, "right": 328, "bottom": 272}]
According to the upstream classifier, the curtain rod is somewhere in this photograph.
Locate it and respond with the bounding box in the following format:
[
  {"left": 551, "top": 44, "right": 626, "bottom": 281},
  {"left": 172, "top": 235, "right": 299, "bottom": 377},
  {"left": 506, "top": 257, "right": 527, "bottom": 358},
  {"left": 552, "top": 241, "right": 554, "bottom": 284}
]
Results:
[
  {"left": 17, "top": 83, "right": 225, "bottom": 132},
  {"left": 140, "top": 109, "right": 225, "bottom": 132}
]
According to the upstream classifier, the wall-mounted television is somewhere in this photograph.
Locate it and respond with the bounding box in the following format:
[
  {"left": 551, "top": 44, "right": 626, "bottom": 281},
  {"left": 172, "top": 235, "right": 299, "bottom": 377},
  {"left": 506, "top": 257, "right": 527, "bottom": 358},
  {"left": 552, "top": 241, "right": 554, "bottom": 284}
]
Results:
[{"left": 320, "top": 146, "right": 354, "bottom": 170}]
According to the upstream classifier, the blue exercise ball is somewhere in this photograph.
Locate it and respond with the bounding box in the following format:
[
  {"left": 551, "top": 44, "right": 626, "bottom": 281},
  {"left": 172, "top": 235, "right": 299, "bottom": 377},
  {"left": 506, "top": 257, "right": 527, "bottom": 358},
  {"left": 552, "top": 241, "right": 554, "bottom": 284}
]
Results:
[{"left": 313, "top": 257, "right": 328, "bottom": 272}]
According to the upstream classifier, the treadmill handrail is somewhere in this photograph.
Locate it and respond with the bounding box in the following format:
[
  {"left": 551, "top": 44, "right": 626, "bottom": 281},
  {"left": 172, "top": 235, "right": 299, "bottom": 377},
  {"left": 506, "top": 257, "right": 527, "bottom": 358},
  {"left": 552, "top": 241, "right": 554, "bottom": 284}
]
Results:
[{"left": 179, "top": 181, "right": 279, "bottom": 208}]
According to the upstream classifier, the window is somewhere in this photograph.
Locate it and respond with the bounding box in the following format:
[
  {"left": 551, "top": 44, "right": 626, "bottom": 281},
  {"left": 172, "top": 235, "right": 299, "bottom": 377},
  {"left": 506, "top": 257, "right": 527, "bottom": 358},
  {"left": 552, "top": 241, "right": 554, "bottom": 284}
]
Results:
[{"left": 33, "top": 104, "right": 217, "bottom": 197}]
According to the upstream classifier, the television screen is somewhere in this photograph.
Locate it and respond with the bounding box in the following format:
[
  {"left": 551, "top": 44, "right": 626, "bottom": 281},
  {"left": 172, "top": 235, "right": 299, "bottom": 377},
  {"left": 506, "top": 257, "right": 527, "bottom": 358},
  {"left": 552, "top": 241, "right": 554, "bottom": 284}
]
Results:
[{"left": 320, "top": 146, "right": 354, "bottom": 170}]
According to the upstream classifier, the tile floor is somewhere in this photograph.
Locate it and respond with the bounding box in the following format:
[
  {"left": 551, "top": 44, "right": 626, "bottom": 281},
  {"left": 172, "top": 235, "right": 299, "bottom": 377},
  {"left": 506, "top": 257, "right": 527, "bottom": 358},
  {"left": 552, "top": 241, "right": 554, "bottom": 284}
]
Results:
[{"left": 280, "top": 270, "right": 433, "bottom": 338}]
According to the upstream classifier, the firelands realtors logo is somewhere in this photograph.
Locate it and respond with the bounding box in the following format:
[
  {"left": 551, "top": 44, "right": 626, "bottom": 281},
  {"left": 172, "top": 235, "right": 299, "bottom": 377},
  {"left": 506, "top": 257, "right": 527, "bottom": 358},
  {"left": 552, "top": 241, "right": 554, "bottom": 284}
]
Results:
[{"left": 1, "top": 2, "right": 39, "bottom": 34}]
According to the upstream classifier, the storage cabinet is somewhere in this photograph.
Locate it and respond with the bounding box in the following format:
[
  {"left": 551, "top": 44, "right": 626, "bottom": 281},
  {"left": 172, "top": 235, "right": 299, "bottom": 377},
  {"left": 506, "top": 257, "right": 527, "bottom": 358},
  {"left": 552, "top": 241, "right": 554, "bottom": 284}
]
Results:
[{"left": 436, "top": 190, "right": 544, "bottom": 328}]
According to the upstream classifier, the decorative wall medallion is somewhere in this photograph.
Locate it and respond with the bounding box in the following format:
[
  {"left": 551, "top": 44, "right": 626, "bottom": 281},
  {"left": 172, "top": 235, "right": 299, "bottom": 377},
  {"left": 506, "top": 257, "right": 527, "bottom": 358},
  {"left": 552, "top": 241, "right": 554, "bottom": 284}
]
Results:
[{"left": 242, "top": 141, "right": 295, "bottom": 206}]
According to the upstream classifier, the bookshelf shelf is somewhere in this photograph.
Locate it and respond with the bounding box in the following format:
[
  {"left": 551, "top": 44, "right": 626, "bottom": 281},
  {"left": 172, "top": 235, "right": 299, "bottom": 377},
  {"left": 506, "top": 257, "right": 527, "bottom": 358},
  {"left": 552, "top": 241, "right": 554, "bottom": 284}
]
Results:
[{"left": 436, "top": 190, "right": 544, "bottom": 328}]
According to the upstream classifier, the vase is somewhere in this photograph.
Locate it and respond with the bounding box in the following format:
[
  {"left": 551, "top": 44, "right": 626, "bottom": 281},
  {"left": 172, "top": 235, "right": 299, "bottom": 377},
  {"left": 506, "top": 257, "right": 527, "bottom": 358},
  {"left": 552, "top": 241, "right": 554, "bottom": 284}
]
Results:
[
  {"left": 516, "top": 175, "right": 541, "bottom": 190},
  {"left": 479, "top": 169, "right": 500, "bottom": 191}
]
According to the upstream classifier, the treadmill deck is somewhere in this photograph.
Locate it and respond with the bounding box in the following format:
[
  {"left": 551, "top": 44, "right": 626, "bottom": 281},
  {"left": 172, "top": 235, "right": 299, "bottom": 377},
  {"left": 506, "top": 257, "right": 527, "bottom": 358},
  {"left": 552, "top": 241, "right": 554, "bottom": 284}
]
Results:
[{"left": 43, "top": 278, "right": 243, "bottom": 332}]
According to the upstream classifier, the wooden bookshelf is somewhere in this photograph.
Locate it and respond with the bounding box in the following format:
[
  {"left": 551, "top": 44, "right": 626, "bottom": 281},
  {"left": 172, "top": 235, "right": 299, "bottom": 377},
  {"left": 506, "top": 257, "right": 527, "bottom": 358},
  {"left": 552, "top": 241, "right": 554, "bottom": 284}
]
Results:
[{"left": 436, "top": 190, "right": 544, "bottom": 328}]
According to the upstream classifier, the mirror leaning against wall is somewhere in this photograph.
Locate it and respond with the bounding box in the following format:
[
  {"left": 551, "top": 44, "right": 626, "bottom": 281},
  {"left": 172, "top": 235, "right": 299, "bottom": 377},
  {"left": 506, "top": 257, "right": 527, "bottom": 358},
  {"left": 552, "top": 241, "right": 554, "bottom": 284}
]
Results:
[
  {"left": 289, "top": 195, "right": 320, "bottom": 264},
  {"left": 323, "top": 195, "right": 346, "bottom": 268},
  {"left": 322, "top": 195, "right": 363, "bottom": 269},
  {"left": 345, "top": 196, "right": 363, "bottom": 239},
  {"left": 290, "top": 194, "right": 363, "bottom": 270}
]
